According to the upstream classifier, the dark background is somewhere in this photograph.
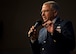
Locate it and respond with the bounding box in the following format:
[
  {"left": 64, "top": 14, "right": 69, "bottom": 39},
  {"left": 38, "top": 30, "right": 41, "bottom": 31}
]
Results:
[{"left": 0, "top": 0, "right": 76, "bottom": 54}]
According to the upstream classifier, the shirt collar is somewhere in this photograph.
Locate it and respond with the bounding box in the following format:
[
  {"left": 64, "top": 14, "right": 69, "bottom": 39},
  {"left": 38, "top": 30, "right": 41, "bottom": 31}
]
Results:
[{"left": 52, "top": 16, "right": 58, "bottom": 24}]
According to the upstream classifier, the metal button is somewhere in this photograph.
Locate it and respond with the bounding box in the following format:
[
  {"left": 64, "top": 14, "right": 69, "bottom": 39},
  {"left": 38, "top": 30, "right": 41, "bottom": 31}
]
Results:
[
  {"left": 51, "top": 32, "right": 53, "bottom": 35},
  {"left": 53, "top": 39, "right": 56, "bottom": 42},
  {"left": 44, "top": 41, "right": 46, "bottom": 43},
  {"left": 42, "top": 48, "right": 44, "bottom": 50}
]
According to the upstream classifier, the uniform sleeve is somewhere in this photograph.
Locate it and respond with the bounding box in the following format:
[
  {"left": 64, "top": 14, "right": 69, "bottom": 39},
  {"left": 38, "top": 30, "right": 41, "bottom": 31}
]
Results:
[{"left": 30, "top": 39, "right": 41, "bottom": 54}]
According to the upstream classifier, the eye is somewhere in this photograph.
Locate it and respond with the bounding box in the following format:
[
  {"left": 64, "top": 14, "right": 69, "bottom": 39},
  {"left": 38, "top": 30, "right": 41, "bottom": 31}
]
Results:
[{"left": 41, "top": 10, "right": 50, "bottom": 14}]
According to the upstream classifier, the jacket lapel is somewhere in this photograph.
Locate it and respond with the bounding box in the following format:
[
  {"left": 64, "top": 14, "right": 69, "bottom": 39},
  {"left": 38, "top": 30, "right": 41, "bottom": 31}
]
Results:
[{"left": 54, "top": 17, "right": 61, "bottom": 29}]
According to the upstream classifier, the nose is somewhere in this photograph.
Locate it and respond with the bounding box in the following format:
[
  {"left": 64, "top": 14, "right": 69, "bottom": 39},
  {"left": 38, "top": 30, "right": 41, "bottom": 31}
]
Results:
[{"left": 41, "top": 11, "right": 45, "bottom": 16}]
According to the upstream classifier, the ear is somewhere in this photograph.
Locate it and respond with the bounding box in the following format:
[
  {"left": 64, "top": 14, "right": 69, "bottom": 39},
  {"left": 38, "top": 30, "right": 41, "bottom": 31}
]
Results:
[{"left": 54, "top": 10, "right": 58, "bottom": 17}]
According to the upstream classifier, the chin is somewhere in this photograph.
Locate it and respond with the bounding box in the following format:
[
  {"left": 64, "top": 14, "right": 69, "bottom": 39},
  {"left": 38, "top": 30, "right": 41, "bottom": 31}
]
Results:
[{"left": 43, "top": 20, "right": 47, "bottom": 23}]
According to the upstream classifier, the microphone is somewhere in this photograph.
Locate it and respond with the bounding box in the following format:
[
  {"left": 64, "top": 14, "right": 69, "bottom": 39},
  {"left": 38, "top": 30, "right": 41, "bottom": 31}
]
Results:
[
  {"left": 28, "top": 20, "right": 42, "bottom": 38},
  {"left": 34, "top": 20, "right": 42, "bottom": 28}
]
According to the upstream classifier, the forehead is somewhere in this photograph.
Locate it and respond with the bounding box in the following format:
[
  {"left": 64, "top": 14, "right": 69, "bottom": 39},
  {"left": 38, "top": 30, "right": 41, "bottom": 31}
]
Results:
[{"left": 42, "top": 4, "right": 52, "bottom": 10}]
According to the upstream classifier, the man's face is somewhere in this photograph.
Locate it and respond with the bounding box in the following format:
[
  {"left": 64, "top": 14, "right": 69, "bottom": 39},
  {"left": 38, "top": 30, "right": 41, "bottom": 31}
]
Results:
[{"left": 41, "top": 4, "right": 55, "bottom": 22}]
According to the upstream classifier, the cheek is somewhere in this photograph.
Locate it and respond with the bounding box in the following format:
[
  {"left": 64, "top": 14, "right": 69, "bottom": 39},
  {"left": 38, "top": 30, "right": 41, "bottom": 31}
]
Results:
[
  {"left": 46, "top": 13, "right": 51, "bottom": 18},
  {"left": 48, "top": 12, "right": 54, "bottom": 18},
  {"left": 45, "top": 12, "right": 49, "bottom": 16}
]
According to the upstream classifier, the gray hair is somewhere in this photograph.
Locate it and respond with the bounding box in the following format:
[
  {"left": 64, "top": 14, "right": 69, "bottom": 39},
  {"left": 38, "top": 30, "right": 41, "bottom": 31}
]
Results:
[{"left": 43, "top": 1, "right": 60, "bottom": 11}]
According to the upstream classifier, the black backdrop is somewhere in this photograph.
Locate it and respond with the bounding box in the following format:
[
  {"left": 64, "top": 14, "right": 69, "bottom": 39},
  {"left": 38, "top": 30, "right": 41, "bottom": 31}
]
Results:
[{"left": 0, "top": 0, "right": 76, "bottom": 54}]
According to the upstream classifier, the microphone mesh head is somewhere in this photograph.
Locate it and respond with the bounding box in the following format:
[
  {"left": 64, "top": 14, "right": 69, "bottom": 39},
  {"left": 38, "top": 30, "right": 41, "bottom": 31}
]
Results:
[{"left": 34, "top": 20, "right": 42, "bottom": 28}]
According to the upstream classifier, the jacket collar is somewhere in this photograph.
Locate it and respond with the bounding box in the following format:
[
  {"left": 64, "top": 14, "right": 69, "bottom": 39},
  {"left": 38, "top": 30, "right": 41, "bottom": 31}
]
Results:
[{"left": 54, "top": 17, "right": 62, "bottom": 29}]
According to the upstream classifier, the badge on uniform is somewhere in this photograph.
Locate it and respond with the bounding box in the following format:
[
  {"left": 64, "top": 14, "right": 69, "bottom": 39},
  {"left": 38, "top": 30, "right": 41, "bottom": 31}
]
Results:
[{"left": 56, "top": 25, "right": 61, "bottom": 33}]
